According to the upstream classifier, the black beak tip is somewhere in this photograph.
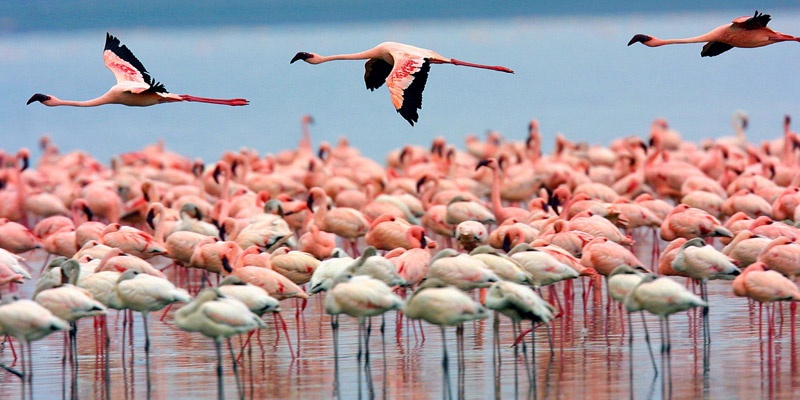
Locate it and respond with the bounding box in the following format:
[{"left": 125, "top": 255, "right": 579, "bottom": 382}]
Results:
[
  {"left": 628, "top": 34, "right": 651, "bottom": 46},
  {"left": 291, "top": 52, "right": 312, "bottom": 64},
  {"left": 27, "top": 93, "right": 50, "bottom": 105}
]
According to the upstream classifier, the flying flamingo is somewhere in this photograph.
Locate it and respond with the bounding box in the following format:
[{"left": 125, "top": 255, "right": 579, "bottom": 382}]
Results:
[
  {"left": 628, "top": 11, "right": 800, "bottom": 57},
  {"left": 290, "top": 42, "right": 513, "bottom": 125},
  {"left": 27, "top": 33, "right": 249, "bottom": 107}
]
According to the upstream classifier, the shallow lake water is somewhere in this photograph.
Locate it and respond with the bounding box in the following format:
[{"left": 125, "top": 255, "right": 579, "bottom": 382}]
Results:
[{"left": 1, "top": 233, "right": 798, "bottom": 400}]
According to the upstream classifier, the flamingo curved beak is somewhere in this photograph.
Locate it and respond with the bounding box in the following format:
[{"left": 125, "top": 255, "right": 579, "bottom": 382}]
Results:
[
  {"left": 290, "top": 52, "right": 313, "bottom": 64},
  {"left": 627, "top": 34, "right": 653, "bottom": 46},
  {"left": 27, "top": 93, "right": 51, "bottom": 105}
]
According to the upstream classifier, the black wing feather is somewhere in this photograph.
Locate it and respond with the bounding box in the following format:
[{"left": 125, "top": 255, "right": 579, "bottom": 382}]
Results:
[
  {"left": 364, "top": 59, "right": 392, "bottom": 91},
  {"left": 739, "top": 11, "right": 771, "bottom": 30},
  {"left": 701, "top": 41, "right": 734, "bottom": 57},
  {"left": 397, "top": 60, "right": 431, "bottom": 127},
  {"left": 104, "top": 33, "right": 167, "bottom": 93}
]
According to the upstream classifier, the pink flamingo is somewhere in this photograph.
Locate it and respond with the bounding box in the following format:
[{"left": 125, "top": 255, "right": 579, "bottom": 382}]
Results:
[
  {"left": 733, "top": 262, "right": 800, "bottom": 335},
  {"left": 290, "top": 42, "right": 512, "bottom": 125},
  {"left": 307, "top": 187, "right": 370, "bottom": 256},
  {"left": 365, "top": 213, "right": 428, "bottom": 251},
  {"left": 475, "top": 158, "right": 529, "bottom": 223},
  {"left": 628, "top": 11, "right": 800, "bottom": 57},
  {"left": 27, "top": 33, "right": 249, "bottom": 107}
]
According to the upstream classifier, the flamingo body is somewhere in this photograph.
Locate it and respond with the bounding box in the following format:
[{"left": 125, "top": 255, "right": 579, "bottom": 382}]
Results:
[
  {"left": 628, "top": 11, "right": 800, "bottom": 57},
  {"left": 291, "top": 42, "right": 512, "bottom": 125},
  {"left": 28, "top": 33, "right": 249, "bottom": 108}
]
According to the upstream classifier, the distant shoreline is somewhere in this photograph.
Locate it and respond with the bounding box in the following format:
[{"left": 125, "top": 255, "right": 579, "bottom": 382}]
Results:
[{"left": 2, "top": 1, "right": 797, "bottom": 34}]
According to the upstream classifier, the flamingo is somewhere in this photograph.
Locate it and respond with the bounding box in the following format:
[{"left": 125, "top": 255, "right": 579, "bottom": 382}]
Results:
[
  {"left": 0, "top": 299, "right": 70, "bottom": 397},
  {"left": 733, "top": 262, "right": 800, "bottom": 335},
  {"left": 607, "top": 266, "right": 658, "bottom": 375},
  {"left": 325, "top": 275, "right": 404, "bottom": 367},
  {"left": 308, "top": 249, "right": 354, "bottom": 294},
  {"left": 628, "top": 11, "right": 800, "bottom": 57},
  {"left": 27, "top": 33, "right": 249, "bottom": 107},
  {"left": 115, "top": 269, "right": 191, "bottom": 389},
  {"left": 485, "top": 280, "right": 554, "bottom": 397},
  {"left": 290, "top": 42, "right": 513, "bottom": 125},
  {"left": 403, "top": 278, "right": 488, "bottom": 398},
  {"left": 624, "top": 274, "right": 708, "bottom": 396},
  {"left": 175, "top": 288, "right": 265, "bottom": 400}
]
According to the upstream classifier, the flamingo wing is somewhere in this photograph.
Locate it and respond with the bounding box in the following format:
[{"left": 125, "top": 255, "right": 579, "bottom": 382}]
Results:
[
  {"left": 384, "top": 55, "right": 431, "bottom": 126},
  {"left": 364, "top": 58, "right": 392, "bottom": 90},
  {"left": 732, "top": 11, "right": 771, "bottom": 29},
  {"left": 103, "top": 33, "right": 167, "bottom": 94}
]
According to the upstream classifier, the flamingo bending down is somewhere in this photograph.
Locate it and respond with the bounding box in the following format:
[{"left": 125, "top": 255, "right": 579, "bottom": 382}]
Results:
[
  {"left": 628, "top": 11, "right": 800, "bottom": 57},
  {"left": 27, "top": 33, "right": 249, "bottom": 108},
  {"left": 290, "top": 42, "right": 513, "bottom": 125}
]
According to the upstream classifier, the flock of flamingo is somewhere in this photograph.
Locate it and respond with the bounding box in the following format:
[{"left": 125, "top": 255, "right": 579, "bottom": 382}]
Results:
[{"left": 3, "top": 9, "right": 800, "bottom": 400}]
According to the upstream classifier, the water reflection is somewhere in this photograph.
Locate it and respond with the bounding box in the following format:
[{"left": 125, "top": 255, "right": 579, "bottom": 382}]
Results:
[{"left": 1, "top": 247, "right": 800, "bottom": 399}]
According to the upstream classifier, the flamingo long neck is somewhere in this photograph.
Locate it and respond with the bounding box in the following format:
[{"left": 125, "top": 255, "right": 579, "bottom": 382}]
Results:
[
  {"left": 47, "top": 95, "right": 111, "bottom": 107},
  {"left": 313, "top": 193, "right": 329, "bottom": 228},
  {"left": 488, "top": 165, "right": 503, "bottom": 218},
  {"left": 315, "top": 50, "right": 380, "bottom": 63},
  {"left": 650, "top": 33, "right": 716, "bottom": 46}
]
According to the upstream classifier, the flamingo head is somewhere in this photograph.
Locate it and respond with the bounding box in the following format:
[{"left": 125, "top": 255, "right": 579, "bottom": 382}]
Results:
[
  {"left": 627, "top": 34, "right": 653, "bottom": 46},
  {"left": 290, "top": 52, "right": 316, "bottom": 64},
  {"left": 26, "top": 93, "right": 52, "bottom": 105}
]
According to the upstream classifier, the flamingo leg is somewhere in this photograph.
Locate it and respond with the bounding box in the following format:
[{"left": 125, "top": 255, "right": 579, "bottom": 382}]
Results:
[
  {"left": 226, "top": 337, "right": 242, "bottom": 400},
  {"left": 214, "top": 338, "right": 224, "bottom": 400},
  {"left": 332, "top": 315, "right": 340, "bottom": 399},
  {"left": 640, "top": 312, "right": 658, "bottom": 375},
  {"left": 531, "top": 320, "right": 538, "bottom": 400}
]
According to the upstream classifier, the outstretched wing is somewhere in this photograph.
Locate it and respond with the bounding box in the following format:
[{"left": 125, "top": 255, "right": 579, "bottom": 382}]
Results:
[
  {"left": 103, "top": 33, "right": 167, "bottom": 93},
  {"left": 385, "top": 56, "right": 431, "bottom": 126},
  {"left": 701, "top": 41, "right": 734, "bottom": 57},
  {"left": 732, "top": 11, "right": 771, "bottom": 29}
]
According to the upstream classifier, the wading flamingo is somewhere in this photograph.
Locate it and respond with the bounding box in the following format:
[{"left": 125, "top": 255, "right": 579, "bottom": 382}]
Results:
[
  {"left": 628, "top": 11, "right": 800, "bottom": 57},
  {"left": 290, "top": 42, "right": 513, "bottom": 125},
  {"left": 0, "top": 299, "right": 70, "bottom": 398},
  {"left": 27, "top": 33, "right": 249, "bottom": 108},
  {"left": 175, "top": 288, "right": 265, "bottom": 400}
]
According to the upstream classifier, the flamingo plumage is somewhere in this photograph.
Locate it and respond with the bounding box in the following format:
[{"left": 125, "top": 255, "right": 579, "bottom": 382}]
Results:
[
  {"left": 27, "top": 33, "right": 249, "bottom": 108},
  {"left": 628, "top": 11, "right": 800, "bottom": 57},
  {"left": 290, "top": 41, "right": 513, "bottom": 125}
]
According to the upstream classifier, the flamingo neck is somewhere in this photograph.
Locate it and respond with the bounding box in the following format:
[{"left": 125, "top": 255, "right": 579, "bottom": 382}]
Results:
[
  {"left": 314, "top": 50, "right": 378, "bottom": 63},
  {"left": 648, "top": 33, "right": 716, "bottom": 47},
  {"left": 489, "top": 166, "right": 503, "bottom": 217},
  {"left": 46, "top": 96, "right": 109, "bottom": 107}
]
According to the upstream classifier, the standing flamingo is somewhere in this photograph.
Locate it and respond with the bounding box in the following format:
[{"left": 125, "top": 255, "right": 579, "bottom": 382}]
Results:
[
  {"left": 624, "top": 274, "right": 708, "bottom": 398},
  {"left": 290, "top": 42, "right": 513, "bottom": 125},
  {"left": 403, "top": 278, "right": 489, "bottom": 398},
  {"left": 0, "top": 299, "right": 70, "bottom": 399},
  {"left": 27, "top": 33, "right": 249, "bottom": 107},
  {"left": 485, "top": 280, "right": 554, "bottom": 398},
  {"left": 628, "top": 11, "right": 800, "bottom": 57},
  {"left": 175, "top": 288, "right": 265, "bottom": 400}
]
